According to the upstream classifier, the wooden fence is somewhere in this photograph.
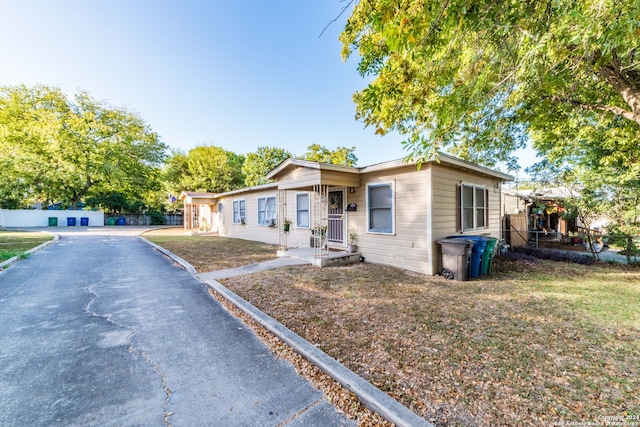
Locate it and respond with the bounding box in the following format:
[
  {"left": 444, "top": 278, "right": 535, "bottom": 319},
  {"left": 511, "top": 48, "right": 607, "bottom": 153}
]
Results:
[{"left": 103, "top": 213, "right": 183, "bottom": 226}]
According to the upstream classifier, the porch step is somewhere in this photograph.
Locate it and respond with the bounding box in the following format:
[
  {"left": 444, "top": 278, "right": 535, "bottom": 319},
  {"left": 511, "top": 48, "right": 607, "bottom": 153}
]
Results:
[{"left": 278, "top": 248, "right": 362, "bottom": 267}]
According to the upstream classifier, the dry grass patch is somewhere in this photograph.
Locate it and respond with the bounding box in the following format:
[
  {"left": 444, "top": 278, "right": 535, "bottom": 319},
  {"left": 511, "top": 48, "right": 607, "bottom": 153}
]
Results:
[
  {"left": 143, "top": 228, "right": 279, "bottom": 272},
  {"left": 146, "top": 232, "right": 639, "bottom": 425},
  {"left": 220, "top": 260, "right": 640, "bottom": 427}
]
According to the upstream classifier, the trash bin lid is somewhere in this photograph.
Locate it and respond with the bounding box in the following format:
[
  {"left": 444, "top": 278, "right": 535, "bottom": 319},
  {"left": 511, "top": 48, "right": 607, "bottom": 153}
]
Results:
[
  {"left": 447, "top": 235, "right": 488, "bottom": 250},
  {"left": 437, "top": 238, "right": 474, "bottom": 246}
]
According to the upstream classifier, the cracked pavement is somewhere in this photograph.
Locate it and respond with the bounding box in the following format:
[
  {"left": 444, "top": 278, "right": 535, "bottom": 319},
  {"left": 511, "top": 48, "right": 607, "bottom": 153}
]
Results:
[{"left": 0, "top": 227, "right": 354, "bottom": 426}]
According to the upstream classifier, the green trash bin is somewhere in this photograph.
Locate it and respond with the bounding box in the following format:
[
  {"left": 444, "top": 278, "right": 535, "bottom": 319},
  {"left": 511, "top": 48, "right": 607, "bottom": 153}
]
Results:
[
  {"left": 107, "top": 217, "right": 117, "bottom": 226},
  {"left": 48, "top": 217, "right": 58, "bottom": 226},
  {"left": 481, "top": 237, "right": 498, "bottom": 275}
]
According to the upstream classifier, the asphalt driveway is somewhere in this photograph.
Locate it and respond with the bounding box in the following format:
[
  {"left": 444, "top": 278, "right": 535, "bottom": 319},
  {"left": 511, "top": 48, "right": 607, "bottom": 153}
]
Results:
[{"left": 0, "top": 227, "right": 353, "bottom": 426}]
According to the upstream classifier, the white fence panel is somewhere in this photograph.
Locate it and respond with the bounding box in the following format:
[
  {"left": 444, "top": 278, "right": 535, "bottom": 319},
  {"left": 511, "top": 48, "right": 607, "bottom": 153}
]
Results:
[{"left": 0, "top": 210, "right": 105, "bottom": 227}]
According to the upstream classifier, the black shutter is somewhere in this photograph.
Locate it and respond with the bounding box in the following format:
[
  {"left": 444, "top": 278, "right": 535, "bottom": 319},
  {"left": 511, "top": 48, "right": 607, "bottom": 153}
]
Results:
[
  {"left": 456, "top": 184, "right": 462, "bottom": 232},
  {"left": 485, "top": 188, "right": 490, "bottom": 228}
]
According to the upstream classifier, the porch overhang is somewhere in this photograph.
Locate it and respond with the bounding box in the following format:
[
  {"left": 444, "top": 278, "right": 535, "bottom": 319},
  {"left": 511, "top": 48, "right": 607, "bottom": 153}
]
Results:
[
  {"left": 267, "top": 158, "right": 361, "bottom": 190},
  {"left": 179, "top": 191, "right": 219, "bottom": 204}
]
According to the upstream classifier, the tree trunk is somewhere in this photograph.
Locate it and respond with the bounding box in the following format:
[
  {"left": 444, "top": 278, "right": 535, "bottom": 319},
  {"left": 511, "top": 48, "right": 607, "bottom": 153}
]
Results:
[
  {"left": 598, "top": 64, "right": 640, "bottom": 125},
  {"left": 585, "top": 233, "right": 599, "bottom": 262}
]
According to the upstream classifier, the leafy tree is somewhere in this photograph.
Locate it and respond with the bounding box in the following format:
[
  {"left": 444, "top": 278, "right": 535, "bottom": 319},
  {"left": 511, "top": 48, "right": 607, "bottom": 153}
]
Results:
[
  {"left": 85, "top": 193, "right": 129, "bottom": 214},
  {"left": 560, "top": 182, "right": 607, "bottom": 261},
  {"left": 300, "top": 144, "right": 358, "bottom": 166},
  {"left": 340, "top": 0, "right": 640, "bottom": 169},
  {"left": 0, "top": 84, "right": 167, "bottom": 209},
  {"left": 164, "top": 145, "right": 245, "bottom": 194},
  {"left": 161, "top": 150, "right": 189, "bottom": 211},
  {"left": 606, "top": 184, "right": 640, "bottom": 264},
  {"left": 242, "top": 146, "right": 292, "bottom": 187}
]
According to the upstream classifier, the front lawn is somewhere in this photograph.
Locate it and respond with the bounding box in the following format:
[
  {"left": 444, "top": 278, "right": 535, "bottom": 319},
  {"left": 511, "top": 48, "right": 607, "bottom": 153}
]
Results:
[
  {"left": 219, "top": 260, "right": 639, "bottom": 426},
  {"left": 0, "top": 231, "right": 54, "bottom": 262},
  {"left": 143, "top": 228, "right": 279, "bottom": 272},
  {"left": 148, "top": 233, "right": 640, "bottom": 426}
]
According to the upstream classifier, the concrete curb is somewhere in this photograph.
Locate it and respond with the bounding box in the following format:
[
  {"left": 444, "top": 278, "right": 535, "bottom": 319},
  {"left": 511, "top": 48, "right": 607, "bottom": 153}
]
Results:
[
  {"left": 139, "top": 237, "right": 197, "bottom": 274},
  {"left": 205, "top": 280, "right": 432, "bottom": 427},
  {"left": 140, "top": 239, "right": 432, "bottom": 427},
  {"left": 0, "top": 231, "right": 58, "bottom": 271}
]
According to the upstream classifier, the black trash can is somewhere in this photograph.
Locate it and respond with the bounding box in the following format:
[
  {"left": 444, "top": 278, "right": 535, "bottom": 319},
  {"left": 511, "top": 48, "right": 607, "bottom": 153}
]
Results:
[
  {"left": 80, "top": 217, "right": 89, "bottom": 226},
  {"left": 437, "top": 239, "right": 473, "bottom": 281},
  {"left": 66, "top": 217, "right": 77, "bottom": 227}
]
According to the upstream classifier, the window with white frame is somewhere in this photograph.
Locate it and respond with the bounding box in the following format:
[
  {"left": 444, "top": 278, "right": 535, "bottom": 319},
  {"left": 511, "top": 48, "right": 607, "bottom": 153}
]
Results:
[
  {"left": 257, "top": 196, "right": 276, "bottom": 226},
  {"left": 232, "top": 199, "right": 246, "bottom": 224},
  {"left": 367, "top": 183, "right": 393, "bottom": 233},
  {"left": 296, "top": 192, "right": 310, "bottom": 228},
  {"left": 460, "top": 184, "right": 488, "bottom": 231}
]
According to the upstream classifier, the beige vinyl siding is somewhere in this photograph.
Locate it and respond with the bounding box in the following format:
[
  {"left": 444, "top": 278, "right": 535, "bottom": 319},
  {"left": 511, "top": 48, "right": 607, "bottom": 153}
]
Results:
[
  {"left": 277, "top": 167, "right": 360, "bottom": 190},
  {"left": 277, "top": 167, "right": 321, "bottom": 190},
  {"left": 351, "top": 165, "right": 430, "bottom": 274},
  {"left": 429, "top": 163, "right": 503, "bottom": 274},
  {"left": 281, "top": 190, "right": 315, "bottom": 249},
  {"left": 218, "top": 190, "right": 280, "bottom": 245},
  {"left": 320, "top": 170, "right": 360, "bottom": 188}
]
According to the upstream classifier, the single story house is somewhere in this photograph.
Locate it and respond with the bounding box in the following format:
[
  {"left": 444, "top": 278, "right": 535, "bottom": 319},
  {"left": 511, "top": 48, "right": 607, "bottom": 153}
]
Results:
[{"left": 180, "top": 154, "right": 513, "bottom": 275}]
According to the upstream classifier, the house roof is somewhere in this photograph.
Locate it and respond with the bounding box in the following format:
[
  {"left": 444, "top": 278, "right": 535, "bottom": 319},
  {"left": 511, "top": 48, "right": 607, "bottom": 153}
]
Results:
[
  {"left": 266, "top": 158, "right": 361, "bottom": 180},
  {"left": 502, "top": 187, "right": 577, "bottom": 202},
  {"left": 181, "top": 154, "right": 513, "bottom": 203},
  {"left": 266, "top": 153, "right": 513, "bottom": 182},
  {"left": 361, "top": 153, "right": 514, "bottom": 181},
  {"left": 179, "top": 183, "right": 279, "bottom": 201},
  {"left": 217, "top": 182, "right": 278, "bottom": 197}
]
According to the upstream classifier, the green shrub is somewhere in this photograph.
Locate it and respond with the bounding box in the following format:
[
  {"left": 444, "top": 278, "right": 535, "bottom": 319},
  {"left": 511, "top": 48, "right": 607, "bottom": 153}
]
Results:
[{"left": 148, "top": 211, "right": 166, "bottom": 225}]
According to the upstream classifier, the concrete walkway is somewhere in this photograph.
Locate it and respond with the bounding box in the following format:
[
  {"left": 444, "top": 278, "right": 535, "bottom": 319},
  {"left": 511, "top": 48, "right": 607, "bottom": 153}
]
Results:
[
  {"left": 592, "top": 249, "right": 633, "bottom": 264},
  {"left": 195, "top": 257, "right": 310, "bottom": 281}
]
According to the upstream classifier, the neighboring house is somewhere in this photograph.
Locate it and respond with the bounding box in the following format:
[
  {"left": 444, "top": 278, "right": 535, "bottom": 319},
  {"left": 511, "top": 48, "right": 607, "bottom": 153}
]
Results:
[
  {"left": 501, "top": 186, "right": 608, "bottom": 247},
  {"left": 181, "top": 154, "right": 512, "bottom": 275}
]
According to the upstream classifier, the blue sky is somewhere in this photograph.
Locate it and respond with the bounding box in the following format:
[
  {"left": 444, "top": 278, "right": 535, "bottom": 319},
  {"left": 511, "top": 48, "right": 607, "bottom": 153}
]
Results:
[{"left": 0, "top": 1, "right": 537, "bottom": 171}]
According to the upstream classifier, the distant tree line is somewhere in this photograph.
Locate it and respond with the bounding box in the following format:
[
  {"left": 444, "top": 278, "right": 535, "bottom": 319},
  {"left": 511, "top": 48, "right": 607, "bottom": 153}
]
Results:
[{"left": 0, "top": 84, "right": 358, "bottom": 214}]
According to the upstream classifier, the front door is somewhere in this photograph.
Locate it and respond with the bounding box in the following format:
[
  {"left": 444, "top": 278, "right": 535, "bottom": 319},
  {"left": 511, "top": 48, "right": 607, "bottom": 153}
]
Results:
[{"left": 327, "top": 189, "right": 345, "bottom": 245}]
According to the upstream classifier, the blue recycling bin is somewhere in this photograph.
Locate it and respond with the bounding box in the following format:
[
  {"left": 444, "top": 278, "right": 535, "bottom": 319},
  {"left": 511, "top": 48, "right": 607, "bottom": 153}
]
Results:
[
  {"left": 116, "top": 217, "right": 126, "bottom": 226},
  {"left": 66, "top": 217, "right": 77, "bottom": 226},
  {"left": 80, "top": 217, "right": 89, "bottom": 226},
  {"left": 448, "top": 236, "right": 489, "bottom": 278}
]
